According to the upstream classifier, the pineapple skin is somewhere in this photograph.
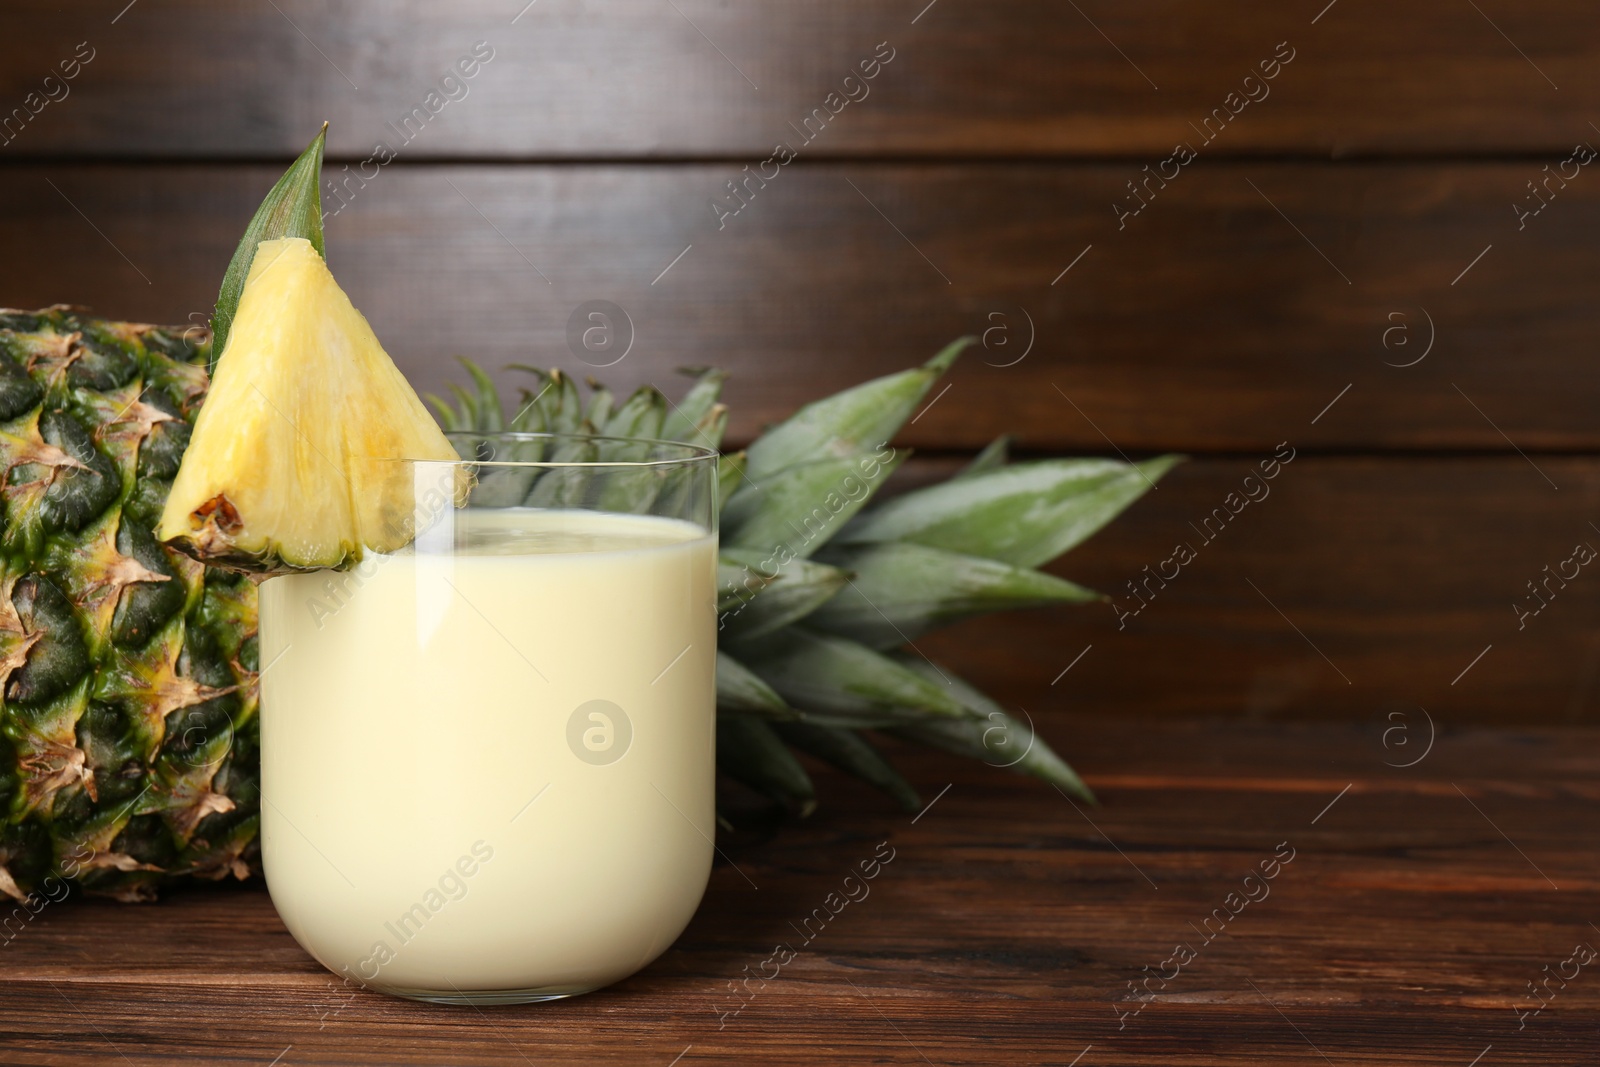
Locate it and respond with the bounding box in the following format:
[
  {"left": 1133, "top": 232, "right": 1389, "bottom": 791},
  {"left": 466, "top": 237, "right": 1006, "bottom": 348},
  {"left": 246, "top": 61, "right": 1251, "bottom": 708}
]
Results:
[{"left": 0, "top": 307, "right": 259, "bottom": 902}]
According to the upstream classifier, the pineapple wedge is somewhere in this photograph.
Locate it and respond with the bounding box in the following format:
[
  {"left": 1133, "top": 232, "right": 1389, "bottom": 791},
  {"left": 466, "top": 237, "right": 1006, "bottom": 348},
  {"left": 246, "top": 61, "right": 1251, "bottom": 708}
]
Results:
[{"left": 157, "top": 237, "right": 457, "bottom": 572}]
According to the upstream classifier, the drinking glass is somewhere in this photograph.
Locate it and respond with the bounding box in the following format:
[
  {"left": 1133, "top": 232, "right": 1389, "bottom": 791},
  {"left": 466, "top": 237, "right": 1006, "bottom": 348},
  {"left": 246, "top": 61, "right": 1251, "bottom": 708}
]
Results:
[{"left": 257, "top": 433, "right": 719, "bottom": 1004}]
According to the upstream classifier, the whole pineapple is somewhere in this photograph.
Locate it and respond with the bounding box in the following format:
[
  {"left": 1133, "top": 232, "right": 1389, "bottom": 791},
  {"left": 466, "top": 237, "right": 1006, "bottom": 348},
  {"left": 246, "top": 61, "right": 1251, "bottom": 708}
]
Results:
[
  {"left": 0, "top": 306, "right": 259, "bottom": 902},
  {"left": 0, "top": 314, "right": 1169, "bottom": 904},
  {"left": 0, "top": 127, "right": 1176, "bottom": 902}
]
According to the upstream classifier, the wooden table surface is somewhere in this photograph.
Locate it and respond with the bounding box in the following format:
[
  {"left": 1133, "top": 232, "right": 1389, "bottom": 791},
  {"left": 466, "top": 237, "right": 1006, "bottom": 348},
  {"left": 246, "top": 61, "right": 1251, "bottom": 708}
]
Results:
[{"left": 4, "top": 716, "right": 1596, "bottom": 1065}]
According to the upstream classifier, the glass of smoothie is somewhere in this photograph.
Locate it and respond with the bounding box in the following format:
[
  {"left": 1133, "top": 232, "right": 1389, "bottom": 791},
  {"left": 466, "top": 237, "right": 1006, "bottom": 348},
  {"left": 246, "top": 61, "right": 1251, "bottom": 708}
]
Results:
[{"left": 257, "top": 432, "right": 720, "bottom": 1004}]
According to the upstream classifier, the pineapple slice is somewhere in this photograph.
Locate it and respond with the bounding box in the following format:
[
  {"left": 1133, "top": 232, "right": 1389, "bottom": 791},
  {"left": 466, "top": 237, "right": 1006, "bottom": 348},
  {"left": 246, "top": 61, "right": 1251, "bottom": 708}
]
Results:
[{"left": 157, "top": 237, "right": 458, "bottom": 572}]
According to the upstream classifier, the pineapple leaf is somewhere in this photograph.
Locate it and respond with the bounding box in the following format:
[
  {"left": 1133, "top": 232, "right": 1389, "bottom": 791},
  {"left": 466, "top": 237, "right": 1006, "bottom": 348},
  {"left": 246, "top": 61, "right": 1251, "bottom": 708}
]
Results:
[
  {"left": 716, "top": 451, "right": 746, "bottom": 509},
  {"left": 584, "top": 380, "right": 615, "bottom": 428},
  {"left": 894, "top": 713, "right": 1093, "bottom": 803},
  {"left": 716, "top": 651, "right": 797, "bottom": 719},
  {"left": 736, "top": 628, "right": 970, "bottom": 727},
  {"left": 210, "top": 123, "right": 327, "bottom": 371},
  {"left": 471, "top": 433, "right": 546, "bottom": 505},
  {"left": 693, "top": 404, "right": 729, "bottom": 450},
  {"left": 586, "top": 389, "right": 669, "bottom": 512},
  {"left": 472, "top": 466, "right": 538, "bottom": 507},
  {"left": 446, "top": 384, "right": 479, "bottom": 432},
  {"left": 839, "top": 454, "right": 1181, "bottom": 568},
  {"left": 719, "top": 555, "right": 772, "bottom": 612},
  {"left": 602, "top": 385, "right": 667, "bottom": 440},
  {"left": 510, "top": 390, "right": 548, "bottom": 433},
  {"left": 457, "top": 359, "right": 504, "bottom": 432},
  {"left": 506, "top": 365, "right": 555, "bottom": 432},
  {"left": 424, "top": 393, "right": 459, "bottom": 431},
  {"left": 741, "top": 337, "right": 972, "bottom": 483},
  {"left": 717, "top": 716, "right": 816, "bottom": 814},
  {"left": 663, "top": 368, "right": 727, "bottom": 441},
  {"left": 722, "top": 449, "right": 905, "bottom": 558},
  {"left": 534, "top": 370, "right": 583, "bottom": 434},
  {"left": 809, "top": 542, "right": 1100, "bottom": 649},
  {"left": 957, "top": 434, "right": 1012, "bottom": 479},
  {"left": 713, "top": 652, "right": 793, "bottom": 716},
  {"left": 719, "top": 548, "right": 851, "bottom": 642},
  {"left": 892, "top": 655, "right": 1094, "bottom": 802},
  {"left": 773, "top": 720, "right": 920, "bottom": 813},
  {"left": 523, "top": 435, "right": 596, "bottom": 507}
]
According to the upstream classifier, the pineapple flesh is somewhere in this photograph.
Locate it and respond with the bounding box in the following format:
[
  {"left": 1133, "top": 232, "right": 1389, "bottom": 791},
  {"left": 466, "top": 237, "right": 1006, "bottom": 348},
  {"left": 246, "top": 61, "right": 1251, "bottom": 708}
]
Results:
[
  {"left": 0, "top": 307, "right": 258, "bottom": 902},
  {"left": 157, "top": 238, "right": 457, "bottom": 573}
]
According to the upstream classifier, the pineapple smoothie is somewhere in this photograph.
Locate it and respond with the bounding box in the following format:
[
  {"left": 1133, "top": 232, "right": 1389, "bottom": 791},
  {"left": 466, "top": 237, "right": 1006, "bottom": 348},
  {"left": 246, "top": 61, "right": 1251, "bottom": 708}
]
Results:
[{"left": 258, "top": 507, "right": 717, "bottom": 1001}]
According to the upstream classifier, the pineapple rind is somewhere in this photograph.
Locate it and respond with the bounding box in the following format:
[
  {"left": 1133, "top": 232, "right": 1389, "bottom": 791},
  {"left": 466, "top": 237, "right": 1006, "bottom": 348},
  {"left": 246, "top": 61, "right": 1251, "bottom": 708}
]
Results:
[{"left": 0, "top": 308, "right": 259, "bottom": 901}]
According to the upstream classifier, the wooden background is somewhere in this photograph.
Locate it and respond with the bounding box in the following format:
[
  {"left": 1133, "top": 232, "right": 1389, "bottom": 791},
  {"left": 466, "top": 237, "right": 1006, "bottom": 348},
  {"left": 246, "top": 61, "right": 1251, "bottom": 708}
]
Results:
[
  {"left": 3, "top": 0, "right": 1599, "bottom": 724},
  {"left": 9, "top": 722, "right": 1600, "bottom": 1066}
]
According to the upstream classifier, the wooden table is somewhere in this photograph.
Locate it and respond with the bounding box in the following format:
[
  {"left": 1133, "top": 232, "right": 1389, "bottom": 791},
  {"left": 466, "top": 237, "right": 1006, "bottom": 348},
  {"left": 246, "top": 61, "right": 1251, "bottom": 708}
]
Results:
[{"left": 4, "top": 717, "right": 1596, "bottom": 1065}]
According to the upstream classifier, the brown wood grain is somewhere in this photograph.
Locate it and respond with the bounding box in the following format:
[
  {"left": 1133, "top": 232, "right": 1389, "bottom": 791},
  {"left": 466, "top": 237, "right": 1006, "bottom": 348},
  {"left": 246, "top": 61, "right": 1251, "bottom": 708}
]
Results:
[
  {"left": 0, "top": 161, "right": 1592, "bottom": 452},
  {"left": 1, "top": 11, "right": 1591, "bottom": 1062},
  {"left": 0, "top": 1, "right": 1597, "bottom": 159},
  {"left": 2, "top": 719, "right": 1596, "bottom": 1065}
]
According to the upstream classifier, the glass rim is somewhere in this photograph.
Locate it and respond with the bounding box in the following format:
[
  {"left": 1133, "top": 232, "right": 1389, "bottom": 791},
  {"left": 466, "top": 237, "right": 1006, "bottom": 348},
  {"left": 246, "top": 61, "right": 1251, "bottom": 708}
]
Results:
[{"left": 423, "top": 430, "right": 721, "bottom": 470}]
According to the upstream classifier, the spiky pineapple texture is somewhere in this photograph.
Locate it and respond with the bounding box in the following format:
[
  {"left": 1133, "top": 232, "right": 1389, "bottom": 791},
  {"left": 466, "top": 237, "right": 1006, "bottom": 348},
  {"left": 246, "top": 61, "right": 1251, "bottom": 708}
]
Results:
[
  {"left": 0, "top": 307, "right": 258, "bottom": 903},
  {"left": 430, "top": 339, "right": 1179, "bottom": 819}
]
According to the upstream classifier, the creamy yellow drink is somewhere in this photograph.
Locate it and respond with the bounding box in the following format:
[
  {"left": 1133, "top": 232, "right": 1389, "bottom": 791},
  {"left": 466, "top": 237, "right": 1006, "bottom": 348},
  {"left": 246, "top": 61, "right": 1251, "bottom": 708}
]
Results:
[{"left": 258, "top": 507, "right": 717, "bottom": 1001}]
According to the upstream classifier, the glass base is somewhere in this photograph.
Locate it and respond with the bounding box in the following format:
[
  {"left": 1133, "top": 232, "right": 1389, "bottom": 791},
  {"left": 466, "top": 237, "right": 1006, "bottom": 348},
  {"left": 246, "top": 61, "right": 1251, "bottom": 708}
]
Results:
[{"left": 381, "top": 984, "right": 602, "bottom": 1007}]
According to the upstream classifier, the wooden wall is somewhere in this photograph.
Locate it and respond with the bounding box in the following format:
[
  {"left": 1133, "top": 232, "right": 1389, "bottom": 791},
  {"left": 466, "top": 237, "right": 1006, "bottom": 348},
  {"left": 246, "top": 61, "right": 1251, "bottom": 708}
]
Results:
[{"left": 2, "top": 0, "right": 1596, "bottom": 723}]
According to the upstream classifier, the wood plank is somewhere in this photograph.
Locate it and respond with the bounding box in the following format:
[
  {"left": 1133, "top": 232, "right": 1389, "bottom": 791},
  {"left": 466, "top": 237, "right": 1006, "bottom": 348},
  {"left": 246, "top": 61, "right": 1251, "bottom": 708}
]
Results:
[
  {"left": 1, "top": 1, "right": 1597, "bottom": 158},
  {"left": 2, "top": 719, "right": 1596, "bottom": 1064},
  {"left": 1, "top": 161, "right": 1594, "bottom": 451}
]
